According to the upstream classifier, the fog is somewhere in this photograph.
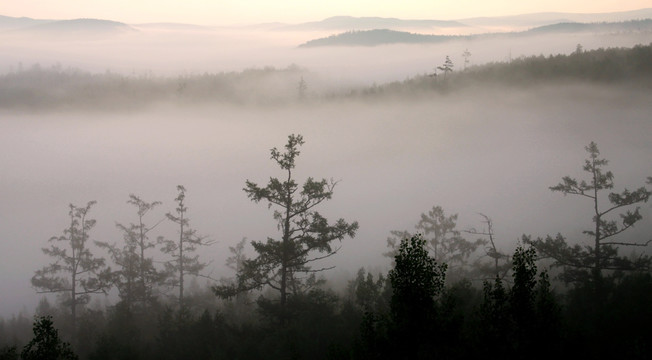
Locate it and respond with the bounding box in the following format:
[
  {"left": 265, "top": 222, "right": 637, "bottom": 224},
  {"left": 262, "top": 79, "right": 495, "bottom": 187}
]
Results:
[
  {"left": 1, "top": 17, "right": 652, "bottom": 320},
  {"left": 1, "top": 23, "right": 650, "bottom": 87},
  {"left": 2, "top": 81, "right": 651, "bottom": 316}
]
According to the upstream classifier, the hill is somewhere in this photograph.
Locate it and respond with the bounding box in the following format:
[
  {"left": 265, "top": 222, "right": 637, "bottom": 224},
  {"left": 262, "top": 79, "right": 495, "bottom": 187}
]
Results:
[
  {"left": 280, "top": 16, "right": 467, "bottom": 31},
  {"left": 299, "top": 29, "right": 459, "bottom": 47},
  {"left": 18, "top": 18, "right": 134, "bottom": 34},
  {"left": 0, "top": 16, "right": 136, "bottom": 37},
  {"left": 524, "top": 19, "right": 652, "bottom": 34},
  {"left": 299, "top": 19, "right": 652, "bottom": 47},
  {"left": 460, "top": 8, "right": 652, "bottom": 29},
  {"left": 274, "top": 8, "right": 652, "bottom": 33},
  {"left": 0, "top": 15, "right": 51, "bottom": 31},
  {"left": 353, "top": 43, "right": 652, "bottom": 99}
]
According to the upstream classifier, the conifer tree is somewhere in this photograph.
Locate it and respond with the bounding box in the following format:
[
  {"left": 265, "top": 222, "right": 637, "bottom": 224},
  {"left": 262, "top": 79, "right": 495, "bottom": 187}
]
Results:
[
  {"left": 159, "top": 186, "right": 212, "bottom": 308},
  {"left": 437, "top": 56, "right": 454, "bottom": 76},
  {"left": 98, "top": 195, "right": 165, "bottom": 311},
  {"left": 214, "top": 134, "right": 358, "bottom": 323},
  {"left": 31, "top": 202, "right": 110, "bottom": 335},
  {"left": 525, "top": 142, "right": 651, "bottom": 291}
]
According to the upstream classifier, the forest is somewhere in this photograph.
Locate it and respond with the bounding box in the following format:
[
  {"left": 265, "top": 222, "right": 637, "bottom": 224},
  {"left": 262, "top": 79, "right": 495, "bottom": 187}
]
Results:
[
  {"left": 0, "top": 127, "right": 650, "bottom": 359},
  {"left": 1, "top": 43, "right": 651, "bottom": 110},
  {"left": 3, "top": 2, "right": 652, "bottom": 359}
]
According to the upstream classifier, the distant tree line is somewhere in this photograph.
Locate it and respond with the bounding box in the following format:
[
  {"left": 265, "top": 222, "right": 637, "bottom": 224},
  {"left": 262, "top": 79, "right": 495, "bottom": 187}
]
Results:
[
  {"left": 1, "top": 43, "right": 651, "bottom": 110},
  {"left": 0, "top": 64, "right": 311, "bottom": 110},
  {"left": 346, "top": 43, "right": 652, "bottom": 98},
  {"left": 1, "top": 137, "right": 651, "bottom": 360}
]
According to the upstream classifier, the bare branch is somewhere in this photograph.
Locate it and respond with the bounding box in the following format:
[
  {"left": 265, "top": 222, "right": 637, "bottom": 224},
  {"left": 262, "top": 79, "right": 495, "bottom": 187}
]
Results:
[{"left": 601, "top": 239, "right": 652, "bottom": 247}]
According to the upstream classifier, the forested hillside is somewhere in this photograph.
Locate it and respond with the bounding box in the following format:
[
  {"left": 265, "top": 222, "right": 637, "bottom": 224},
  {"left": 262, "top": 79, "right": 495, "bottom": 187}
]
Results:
[
  {"left": 351, "top": 43, "right": 652, "bottom": 98},
  {"left": 0, "top": 43, "right": 651, "bottom": 111}
]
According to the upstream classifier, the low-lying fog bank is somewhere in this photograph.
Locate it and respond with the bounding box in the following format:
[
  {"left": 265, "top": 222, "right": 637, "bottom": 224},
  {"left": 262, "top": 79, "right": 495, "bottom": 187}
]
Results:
[
  {"left": 1, "top": 22, "right": 650, "bottom": 85},
  {"left": 1, "top": 82, "right": 651, "bottom": 316}
]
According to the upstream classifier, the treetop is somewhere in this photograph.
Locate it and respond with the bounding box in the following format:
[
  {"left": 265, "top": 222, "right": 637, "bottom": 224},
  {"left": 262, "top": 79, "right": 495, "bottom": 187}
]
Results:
[{"left": 271, "top": 134, "right": 304, "bottom": 170}]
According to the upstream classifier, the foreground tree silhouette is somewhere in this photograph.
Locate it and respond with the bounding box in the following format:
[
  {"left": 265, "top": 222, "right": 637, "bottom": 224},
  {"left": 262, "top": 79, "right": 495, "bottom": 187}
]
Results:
[
  {"left": 388, "top": 234, "right": 446, "bottom": 358},
  {"left": 525, "top": 142, "right": 651, "bottom": 292},
  {"left": 21, "top": 316, "right": 77, "bottom": 360},
  {"left": 213, "top": 134, "right": 358, "bottom": 323},
  {"left": 386, "top": 206, "right": 484, "bottom": 283},
  {"left": 31, "top": 202, "right": 110, "bottom": 337},
  {"left": 476, "top": 246, "right": 561, "bottom": 359}
]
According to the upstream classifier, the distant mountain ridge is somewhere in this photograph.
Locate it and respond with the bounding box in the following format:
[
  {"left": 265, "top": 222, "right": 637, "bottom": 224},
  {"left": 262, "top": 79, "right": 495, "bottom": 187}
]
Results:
[
  {"left": 299, "top": 19, "right": 652, "bottom": 47},
  {"left": 277, "top": 8, "right": 652, "bottom": 32},
  {"left": 0, "top": 15, "right": 51, "bottom": 30},
  {"left": 1, "top": 8, "right": 651, "bottom": 35},
  {"left": 524, "top": 19, "right": 652, "bottom": 34},
  {"left": 0, "top": 16, "right": 135, "bottom": 35},
  {"left": 280, "top": 16, "right": 467, "bottom": 31},
  {"left": 459, "top": 8, "right": 652, "bottom": 29},
  {"left": 27, "top": 18, "right": 133, "bottom": 32}
]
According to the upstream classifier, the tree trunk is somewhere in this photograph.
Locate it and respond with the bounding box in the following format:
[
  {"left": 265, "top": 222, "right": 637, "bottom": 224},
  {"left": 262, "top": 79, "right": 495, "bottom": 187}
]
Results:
[
  {"left": 280, "top": 168, "right": 293, "bottom": 325},
  {"left": 592, "top": 158, "right": 603, "bottom": 301},
  {"left": 139, "top": 216, "right": 146, "bottom": 309},
  {"left": 70, "top": 216, "right": 77, "bottom": 343},
  {"left": 179, "top": 214, "right": 184, "bottom": 308}
]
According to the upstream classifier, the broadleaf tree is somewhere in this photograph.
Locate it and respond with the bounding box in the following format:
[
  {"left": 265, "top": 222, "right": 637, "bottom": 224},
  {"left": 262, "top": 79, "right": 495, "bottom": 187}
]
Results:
[
  {"left": 525, "top": 142, "right": 651, "bottom": 292},
  {"left": 386, "top": 206, "right": 485, "bottom": 283},
  {"left": 21, "top": 316, "right": 78, "bottom": 360},
  {"left": 213, "top": 134, "right": 358, "bottom": 323},
  {"left": 31, "top": 201, "right": 111, "bottom": 335}
]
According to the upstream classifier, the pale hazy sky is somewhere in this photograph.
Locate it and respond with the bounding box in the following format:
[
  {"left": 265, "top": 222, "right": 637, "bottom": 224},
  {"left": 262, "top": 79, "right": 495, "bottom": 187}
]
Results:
[{"left": 1, "top": 0, "right": 650, "bottom": 25}]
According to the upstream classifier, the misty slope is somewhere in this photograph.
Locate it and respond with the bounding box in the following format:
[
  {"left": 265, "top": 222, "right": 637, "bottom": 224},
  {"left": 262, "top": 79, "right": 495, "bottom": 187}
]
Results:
[
  {"left": 1, "top": 44, "right": 651, "bottom": 110},
  {"left": 356, "top": 44, "right": 652, "bottom": 98},
  {"left": 0, "top": 16, "right": 136, "bottom": 36},
  {"left": 270, "top": 8, "right": 652, "bottom": 32},
  {"left": 0, "top": 64, "right": 309, "bottom": 110},
  {"left": 0, "top": 15, "right": 51, "bottom": 31},
  {"left": 525, "top": 19, "right": 652, "bottom": 34},
  {"left": 459, "top": 8, "right": 652, "bottom": 28},
  {"left": 299, "top": 19, "right": 652, "bottom": 47},
  {"left": 299, "top": 29, "right": 458, "bottom": 47}
]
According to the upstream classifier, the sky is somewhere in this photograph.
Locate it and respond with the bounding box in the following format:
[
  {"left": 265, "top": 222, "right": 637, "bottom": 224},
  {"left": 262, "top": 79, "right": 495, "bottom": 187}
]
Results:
[{"left": 1, "top": 0, "right": 650, "bottom": 25}]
